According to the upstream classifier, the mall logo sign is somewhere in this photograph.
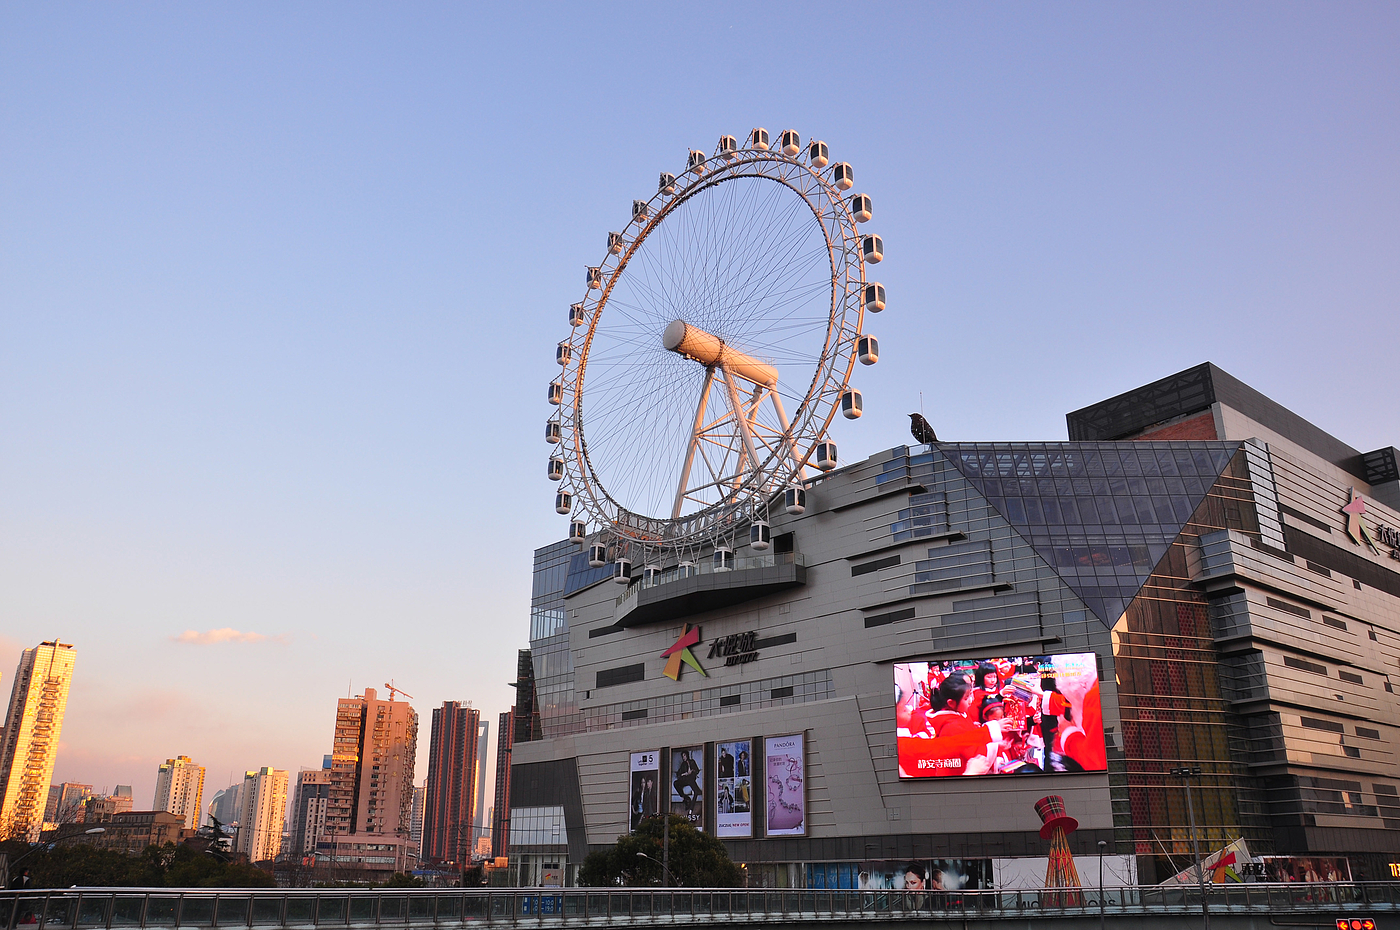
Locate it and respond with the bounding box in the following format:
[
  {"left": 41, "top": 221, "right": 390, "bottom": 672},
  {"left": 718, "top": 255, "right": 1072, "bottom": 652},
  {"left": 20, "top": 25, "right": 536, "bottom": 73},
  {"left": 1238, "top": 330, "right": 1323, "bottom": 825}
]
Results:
[
  {"left": 1377, "top": 523, "right": 1400, "bottom": 561},
  {"left": 707, "top": 631, "right": 761, "bottom": 666},
  {"left": 1343, "top": 488, "right": 1400, "bottom": 560},
  {"left": 662, "top": 623, "right": 707, "bottom": 681}
]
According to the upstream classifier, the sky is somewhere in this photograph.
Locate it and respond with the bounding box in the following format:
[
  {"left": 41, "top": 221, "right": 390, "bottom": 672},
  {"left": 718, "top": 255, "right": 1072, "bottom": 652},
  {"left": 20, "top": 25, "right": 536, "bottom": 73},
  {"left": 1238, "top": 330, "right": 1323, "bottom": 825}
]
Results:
[{"left": 1, "top": 4, "right": 1397, "bottom": 811}]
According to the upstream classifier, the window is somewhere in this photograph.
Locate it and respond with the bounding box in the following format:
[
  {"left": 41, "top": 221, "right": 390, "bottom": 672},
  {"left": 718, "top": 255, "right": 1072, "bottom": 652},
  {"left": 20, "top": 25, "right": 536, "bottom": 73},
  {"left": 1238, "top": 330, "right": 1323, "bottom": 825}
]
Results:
[
  {"left": 1283, "top": 656, "right": 1327, "bottom": 676},
  {"left": 891, "top": 492, "right": 948, "bottom": 542},
  {"left": 911, "top": 539, "right": 994, "bottom": 593},
  {"left": 1300, "top": 717, "right": 1344, "bottom": 733},
  {"left": 1266, "top": 597, "right": 1310, "bottom": 619},
  {"left": 852, "top": 555, "right": 900, "bottom": 577}
]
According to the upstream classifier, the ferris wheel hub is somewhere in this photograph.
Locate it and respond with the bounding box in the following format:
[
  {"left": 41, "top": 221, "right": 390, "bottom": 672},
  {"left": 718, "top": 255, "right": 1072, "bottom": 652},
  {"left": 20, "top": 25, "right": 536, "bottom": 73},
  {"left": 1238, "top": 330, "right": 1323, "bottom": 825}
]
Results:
[{"left": 661, "top": 319, "right": 778, "bottom": 388}]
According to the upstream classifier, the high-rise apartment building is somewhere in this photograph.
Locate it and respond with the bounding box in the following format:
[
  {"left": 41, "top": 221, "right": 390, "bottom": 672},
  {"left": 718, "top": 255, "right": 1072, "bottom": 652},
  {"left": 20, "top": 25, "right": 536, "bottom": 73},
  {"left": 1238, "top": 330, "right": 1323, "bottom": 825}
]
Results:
[
  {"left": 409, "top": 784, "right": 426, "bottom": 856},
  {"left": 326, "top": 687, "right": 418, "bottom": 839},
  {"left": 236, "top": 766, "right": 289, "bottom": 863},
  {"left": 0, "top": 641, "right": 77, "bottom": 840},
  {"left": 473, "top": 719, "right": 489, "bottom": 836},
  {"left": 422, "top": 701, "right": 480, "bottom": 865},
  {"left": 291, "top": 767, "right": 331, "bottom": 857},
  {"left": 43, "top": 782, "right": 92, "bottom": 825},
  {"left": 490, "top": 709, "right": 513, "bottom": 860},
  {"left": 153, "top": 755, "right": 206, "bottom": 830},
  {"left": 207, "top": 781, "right": 242, "bottom": 827}
]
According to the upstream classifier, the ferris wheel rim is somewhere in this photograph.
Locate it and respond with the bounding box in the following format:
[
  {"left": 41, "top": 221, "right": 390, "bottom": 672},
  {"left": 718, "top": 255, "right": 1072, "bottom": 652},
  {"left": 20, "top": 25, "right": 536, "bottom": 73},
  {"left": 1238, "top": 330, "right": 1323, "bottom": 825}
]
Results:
[
  {"left": 554, "top": 139, "right": 870, "bottom": 552},
  {"left": 579, "top": 172, "right": 842, "bottom": 505}
]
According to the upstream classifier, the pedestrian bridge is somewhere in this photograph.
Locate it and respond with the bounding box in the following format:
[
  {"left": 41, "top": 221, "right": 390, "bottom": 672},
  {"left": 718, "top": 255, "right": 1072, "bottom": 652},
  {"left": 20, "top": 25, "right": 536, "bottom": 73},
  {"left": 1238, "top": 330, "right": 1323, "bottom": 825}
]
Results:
[{"left": 5, "top": 884, "right": 1397, "bottom": 930}]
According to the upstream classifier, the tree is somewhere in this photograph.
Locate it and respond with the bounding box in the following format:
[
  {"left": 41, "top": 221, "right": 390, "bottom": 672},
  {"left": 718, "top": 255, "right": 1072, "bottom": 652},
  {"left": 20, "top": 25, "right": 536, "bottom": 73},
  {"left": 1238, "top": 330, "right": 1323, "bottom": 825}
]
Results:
[
  {"left": 577, "top": 814, "right": 742, "bottom": 888},
  {"left": 1, "top": 840, "right": 274, "bottom": 889}
]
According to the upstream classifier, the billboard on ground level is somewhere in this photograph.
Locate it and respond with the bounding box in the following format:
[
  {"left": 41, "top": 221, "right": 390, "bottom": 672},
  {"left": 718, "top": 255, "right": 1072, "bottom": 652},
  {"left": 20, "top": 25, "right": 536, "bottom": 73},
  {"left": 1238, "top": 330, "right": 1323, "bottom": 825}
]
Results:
[
  {"left": 670, "top": 745, "right": 705, "bottom": 829},
  {"left": 895, "top": 653, "right": 1106, "bottom": 777},
  {"left": 995, "top": 855, "right": 1137, "bottom": 889},
  {"left": 1255, "top": 856, "right": 1352, "bottom": 883},
  {"left": 857, "top": 859, "right": 993, "bottom": 890},
  {"left": 764, "top": 733, "right": 805, "bottom": 836},
  {"left": 715, "top": 739, "right": 752, "bottom": 838},
  {"left": 1163, "top": 839, "right": 1252, "bottom": 884},
  {"left": 629, "top": 750, "right": 660, "bottom": 832}
]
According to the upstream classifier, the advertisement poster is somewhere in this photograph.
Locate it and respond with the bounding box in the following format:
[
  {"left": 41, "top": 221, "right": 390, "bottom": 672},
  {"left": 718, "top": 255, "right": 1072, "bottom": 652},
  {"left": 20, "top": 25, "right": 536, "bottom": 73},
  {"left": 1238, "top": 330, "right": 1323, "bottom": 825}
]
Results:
[
  {"left": 629, "top": 750, "right": 660, "bottom": 832},
  {"left": 1255, "top": 856, "right": 1352, "bottom": 883},
  {"left": 996, "top": 855, "right": 1137, "bottom": 889},
  {"left": 764, "top": 733, "right": 805, "bottom": 836},
  {"left": 856, "top": 859, "right": 993, "bottom": 890},
  {"left": 1163, "top": 839, "right": 1252, "bottom": 884},
  {"left": 716, "top": 740, "right": 753, "bottom": 838},
  {"left": 670, "top": 745, "right": 705, "bottom": 828},
  {"left": 894, "top": 653, "right": 1106, "bottom": 778}
]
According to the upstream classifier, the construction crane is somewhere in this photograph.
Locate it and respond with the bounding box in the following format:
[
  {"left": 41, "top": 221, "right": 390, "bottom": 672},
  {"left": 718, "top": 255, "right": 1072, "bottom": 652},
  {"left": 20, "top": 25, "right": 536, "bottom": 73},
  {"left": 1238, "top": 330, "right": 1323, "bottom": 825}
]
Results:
[{"left": 384, "top": 680, "right": 414, "bottom": 702}]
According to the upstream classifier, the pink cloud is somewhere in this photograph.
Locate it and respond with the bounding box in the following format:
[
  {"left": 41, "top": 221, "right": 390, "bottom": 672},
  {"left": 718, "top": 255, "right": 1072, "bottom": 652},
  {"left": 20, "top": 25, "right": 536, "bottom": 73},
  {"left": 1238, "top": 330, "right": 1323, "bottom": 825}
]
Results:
[{"left": 172, "top": 628, "right": 288, "bottom": 645}]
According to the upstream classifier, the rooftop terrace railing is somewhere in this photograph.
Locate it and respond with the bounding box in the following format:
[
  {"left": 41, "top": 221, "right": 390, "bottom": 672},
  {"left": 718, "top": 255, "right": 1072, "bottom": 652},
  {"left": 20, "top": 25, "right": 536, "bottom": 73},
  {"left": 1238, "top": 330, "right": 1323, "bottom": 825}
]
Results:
[{"left": 5, "top": 883, "right": 1400, "bottom": 929}]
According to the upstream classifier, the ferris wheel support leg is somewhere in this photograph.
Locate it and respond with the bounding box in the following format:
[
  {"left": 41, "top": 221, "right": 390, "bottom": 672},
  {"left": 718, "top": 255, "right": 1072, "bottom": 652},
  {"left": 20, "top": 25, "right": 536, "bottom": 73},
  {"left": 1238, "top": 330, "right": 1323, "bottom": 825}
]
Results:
[
  {"left": 672, "top": 367, "right": 715, "bottom": 520},
  {"left": 765, "top": 388, "right": 805, "bottom": 481},
  {"left": 721, "top": 365, "right": 763, "bottom": 491}
]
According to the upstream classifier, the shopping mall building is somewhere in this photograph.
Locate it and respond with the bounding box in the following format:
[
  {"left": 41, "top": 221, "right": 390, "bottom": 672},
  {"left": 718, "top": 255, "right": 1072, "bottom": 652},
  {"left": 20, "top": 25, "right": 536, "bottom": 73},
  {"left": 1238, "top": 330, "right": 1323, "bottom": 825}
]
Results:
[{"left": 506, "top": 362, "right": 1400, "bottom": 889}]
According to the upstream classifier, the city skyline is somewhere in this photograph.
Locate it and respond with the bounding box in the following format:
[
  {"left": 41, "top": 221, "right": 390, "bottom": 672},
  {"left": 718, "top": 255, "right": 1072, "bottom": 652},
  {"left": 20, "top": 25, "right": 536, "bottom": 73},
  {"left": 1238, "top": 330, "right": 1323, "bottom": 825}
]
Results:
[{"left": 2, "top": 5, "right": 1396, "bottom": 814}]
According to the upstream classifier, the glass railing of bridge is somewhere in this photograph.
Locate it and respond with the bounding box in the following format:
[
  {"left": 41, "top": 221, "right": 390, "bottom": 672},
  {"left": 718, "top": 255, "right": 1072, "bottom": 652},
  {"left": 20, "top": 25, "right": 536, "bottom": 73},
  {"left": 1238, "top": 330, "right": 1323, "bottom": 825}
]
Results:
[{"left": 7, "top": 883, "right": 1400, "bottom": 928}]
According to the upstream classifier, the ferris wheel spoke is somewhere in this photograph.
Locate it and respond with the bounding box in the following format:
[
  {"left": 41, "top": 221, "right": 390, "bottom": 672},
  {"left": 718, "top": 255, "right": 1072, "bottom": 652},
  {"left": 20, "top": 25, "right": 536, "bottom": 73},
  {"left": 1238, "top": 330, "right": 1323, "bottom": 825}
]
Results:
[{"left": 562, "top": 145, "right": 869, "bottom": 552}]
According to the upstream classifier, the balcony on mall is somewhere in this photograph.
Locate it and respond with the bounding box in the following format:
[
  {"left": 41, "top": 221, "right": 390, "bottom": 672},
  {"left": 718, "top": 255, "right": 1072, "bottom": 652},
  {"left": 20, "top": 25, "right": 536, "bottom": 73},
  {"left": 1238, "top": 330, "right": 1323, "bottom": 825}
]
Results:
[{"left": 612, "top": 549, "right": 806, "bottom": 627}]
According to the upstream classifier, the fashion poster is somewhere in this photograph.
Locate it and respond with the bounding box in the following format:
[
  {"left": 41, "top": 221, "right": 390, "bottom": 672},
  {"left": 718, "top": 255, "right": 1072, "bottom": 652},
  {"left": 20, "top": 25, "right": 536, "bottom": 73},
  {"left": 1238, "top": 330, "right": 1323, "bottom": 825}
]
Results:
[
  {"left": 715, "top": 739, "right": 752, "bottom": 838},
  {"left": 669, "top": 745, "right": 705, "bottom": 828},
  {"left": 764, "top": 733, "right": 805, "bottom": 836},
  {"left": 858, "top": 859, "right": 993, "bottom": 890},
  {"left": 628, "top": 750, "right": 660, "bottom": 832},
  {"left": 1256, "top": 857, "right": 1351, "bottom": 883},
  {"left": 895, "top": 653, "right": 1106, "bottom": 778}
]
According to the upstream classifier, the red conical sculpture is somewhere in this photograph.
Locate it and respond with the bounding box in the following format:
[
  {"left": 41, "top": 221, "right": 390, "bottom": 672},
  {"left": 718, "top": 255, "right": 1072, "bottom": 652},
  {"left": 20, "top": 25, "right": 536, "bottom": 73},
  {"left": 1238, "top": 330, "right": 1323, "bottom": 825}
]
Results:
[{"left": 1034, "top": 795, "right": 1083, "bottom": 905}]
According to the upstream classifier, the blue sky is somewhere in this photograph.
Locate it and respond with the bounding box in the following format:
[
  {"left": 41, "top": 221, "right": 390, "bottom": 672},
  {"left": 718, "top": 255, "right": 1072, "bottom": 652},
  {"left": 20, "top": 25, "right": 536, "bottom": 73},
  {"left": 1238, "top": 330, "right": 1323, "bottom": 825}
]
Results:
[{"left": 2, "top": 4, "right": 1396, "bottom": 806}]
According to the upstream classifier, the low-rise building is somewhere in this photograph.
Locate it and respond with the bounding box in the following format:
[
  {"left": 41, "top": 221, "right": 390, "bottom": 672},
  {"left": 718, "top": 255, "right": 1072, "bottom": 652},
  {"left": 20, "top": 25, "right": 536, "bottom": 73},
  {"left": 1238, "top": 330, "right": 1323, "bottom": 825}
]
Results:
[{"left": 83, "top": 810, "right": 187, "bottom": 855}]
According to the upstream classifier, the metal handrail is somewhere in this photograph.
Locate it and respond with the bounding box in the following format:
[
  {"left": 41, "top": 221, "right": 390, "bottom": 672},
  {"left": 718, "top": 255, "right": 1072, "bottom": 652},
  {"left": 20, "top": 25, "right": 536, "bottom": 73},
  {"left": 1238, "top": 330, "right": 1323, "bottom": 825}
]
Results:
[{"left": 3, "top": 883, "right": 1397, "bottom": 929}]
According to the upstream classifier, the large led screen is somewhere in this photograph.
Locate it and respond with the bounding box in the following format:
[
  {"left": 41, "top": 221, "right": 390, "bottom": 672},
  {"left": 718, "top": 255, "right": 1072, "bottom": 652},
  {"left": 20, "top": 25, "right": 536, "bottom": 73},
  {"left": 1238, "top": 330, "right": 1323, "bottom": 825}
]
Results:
[{"left": 895, "top": 653, "right": 1105, "bottom": 778}]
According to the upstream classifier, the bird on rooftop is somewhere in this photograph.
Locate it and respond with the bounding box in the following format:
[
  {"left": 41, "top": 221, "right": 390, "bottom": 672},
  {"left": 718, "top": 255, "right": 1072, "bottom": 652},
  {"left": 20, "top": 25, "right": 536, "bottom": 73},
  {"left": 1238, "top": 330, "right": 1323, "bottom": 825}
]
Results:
[{"left": 909, "top": 413, "right": 938, "bottom": 445}]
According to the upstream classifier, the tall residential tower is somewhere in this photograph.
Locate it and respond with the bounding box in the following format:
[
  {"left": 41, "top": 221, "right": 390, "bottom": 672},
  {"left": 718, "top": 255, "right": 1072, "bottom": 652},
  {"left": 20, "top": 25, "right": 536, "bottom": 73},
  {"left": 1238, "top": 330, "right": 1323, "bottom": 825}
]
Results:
[
  {"left": 422, "top": 701, "right": 480, "bottom": 865},
  {"left": 0, "top": 641, "right": 76, "bottom": 840},
  {"left": 320, "top": 688, "right": 419, "bottom": 876},
  {"left": 153, "top": 755, "right": 206, "bottom": 830},
  {"left": 236, "top": 766, "right": 289, "bottom": 863}
]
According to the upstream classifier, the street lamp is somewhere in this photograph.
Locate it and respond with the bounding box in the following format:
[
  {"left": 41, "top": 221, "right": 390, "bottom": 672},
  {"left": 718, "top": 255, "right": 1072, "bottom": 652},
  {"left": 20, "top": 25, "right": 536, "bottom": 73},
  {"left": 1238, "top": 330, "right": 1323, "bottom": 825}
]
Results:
[
  {"left": 1097, "top": 840, "right": 1107, "bottom": 930},
  {"left": 1170, "top": 766, "right": 1209, "bottom": 930},
  {"left": 636, "top": 851, "right": 674, "bottom": 887}
]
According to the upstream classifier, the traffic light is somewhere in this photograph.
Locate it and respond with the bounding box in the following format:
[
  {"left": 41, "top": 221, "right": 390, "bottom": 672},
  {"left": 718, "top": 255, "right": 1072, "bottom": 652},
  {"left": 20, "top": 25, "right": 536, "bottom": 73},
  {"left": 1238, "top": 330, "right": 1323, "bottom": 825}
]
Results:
[{"left": 1335, "top": 918, "right": 1376, "bottom": 930}]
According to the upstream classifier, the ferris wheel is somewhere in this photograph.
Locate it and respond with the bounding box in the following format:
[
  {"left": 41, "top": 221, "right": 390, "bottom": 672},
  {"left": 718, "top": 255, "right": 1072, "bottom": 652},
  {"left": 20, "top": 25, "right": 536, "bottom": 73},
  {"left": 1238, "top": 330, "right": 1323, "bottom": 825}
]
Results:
[{"left": 547, "top": 128, "right": 884, "bottom": 576}]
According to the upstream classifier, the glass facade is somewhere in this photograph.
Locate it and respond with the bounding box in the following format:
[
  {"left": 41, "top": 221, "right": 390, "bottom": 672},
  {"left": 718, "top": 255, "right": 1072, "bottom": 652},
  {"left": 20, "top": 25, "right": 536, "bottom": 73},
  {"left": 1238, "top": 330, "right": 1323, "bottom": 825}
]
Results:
[
  {"left": 530, "top": 542, "right": 580, "bottom": 739},
  {"left": 942, "top": 442, "right": 1239, "bottom": 625},
  {"left": 1108, "top": 449, "right": 1274, "bottom": 875},
  {"left": 509, "top": 805, "right": 566, "bottom": 847}
]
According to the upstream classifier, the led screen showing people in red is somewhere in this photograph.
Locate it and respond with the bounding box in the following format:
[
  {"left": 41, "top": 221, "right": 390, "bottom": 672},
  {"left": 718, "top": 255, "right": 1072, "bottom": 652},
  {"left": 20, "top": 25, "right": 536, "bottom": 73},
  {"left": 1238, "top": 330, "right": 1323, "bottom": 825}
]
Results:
[{"left": 895, "top": 653, "right": 1106, "bottom": 778}]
